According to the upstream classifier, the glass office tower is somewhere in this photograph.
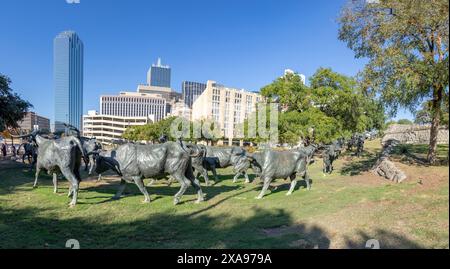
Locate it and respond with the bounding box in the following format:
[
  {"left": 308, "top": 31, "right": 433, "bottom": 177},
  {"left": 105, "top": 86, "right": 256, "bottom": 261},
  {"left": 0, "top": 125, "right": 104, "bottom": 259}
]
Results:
[
  {"left": 182, "top": 81, "right": 207, "bottom": 108},
  {"left": 147, "top": 58, "right": 171, "bottom": 88},
  {"left": 54, "top": 31, "right": 84, "bottom": 132}
]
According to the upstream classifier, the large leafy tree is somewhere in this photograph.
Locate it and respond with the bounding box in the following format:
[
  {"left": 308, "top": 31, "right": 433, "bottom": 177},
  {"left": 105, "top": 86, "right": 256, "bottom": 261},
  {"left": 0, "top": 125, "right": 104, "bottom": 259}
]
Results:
[
  {"left": 123, "top": 117, "right": 179, "bottom": 143},
  {"left": 338, "top": 0, "right": 449, "bottom": 163},
  {"left": 123, "top": 117, "right": 221, "bottom": 144},
  {"left": 0, "top": 74, "right": 32, "bottom": 132},
  {"left": 279, "top": 109, "right": 342, "bottom": 145},
  {"left": 261, "top": 72, "right": 311, "bottom": 112},
  {"left": 310, "top": 68, "right": 385, "bottom": 133},
  {"left": 255, "top": 68, "right": 385, "bottom": 145}
]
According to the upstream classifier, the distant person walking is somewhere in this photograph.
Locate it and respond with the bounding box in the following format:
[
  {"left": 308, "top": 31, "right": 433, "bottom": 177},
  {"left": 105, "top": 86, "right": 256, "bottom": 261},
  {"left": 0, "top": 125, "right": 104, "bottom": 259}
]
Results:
[
  {"left": 1, "top": 143, "right": 7, "bottom": 158},
  {"left": 11, "top": 145, "right": 17, "bottom": 157}
]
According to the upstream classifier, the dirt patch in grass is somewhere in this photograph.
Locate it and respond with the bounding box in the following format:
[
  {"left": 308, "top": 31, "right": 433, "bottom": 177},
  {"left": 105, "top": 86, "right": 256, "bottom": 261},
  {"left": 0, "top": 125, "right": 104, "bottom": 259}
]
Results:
[{"left": 261, "top": 224, "right": 331, "bottom": 249}]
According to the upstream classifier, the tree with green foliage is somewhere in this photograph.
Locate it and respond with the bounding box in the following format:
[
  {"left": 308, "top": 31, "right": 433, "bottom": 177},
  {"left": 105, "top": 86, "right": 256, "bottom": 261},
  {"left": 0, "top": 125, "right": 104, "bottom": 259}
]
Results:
[
  {"left": 397, "top": 119, "right": 413, "bottom": 125},
  {"left": 338, "top": 0, "right": 449, "bottom": 163},
  {"left": 414, "top": 98, "right": 449, "bottom": 126},
  {"left": 309, "top": 68, "right": 386, "bottom": 133},
  {"left": 123, "top": 117, "right": 179, "bottom": 143},
  {"left": 279, "top": 109, "right": 342, "bottom": 145},
  {"left": 255, "top": 68, "right": 385, "bottom": 145},
  {"left": 0, "top": 74, "right": 33, "bottom": 132},
  {"left": 261, "top": 72, "right": 311, "bottom": 112},
  {"left": 123, "top": 117, "right": 222, "bottom": 144}
]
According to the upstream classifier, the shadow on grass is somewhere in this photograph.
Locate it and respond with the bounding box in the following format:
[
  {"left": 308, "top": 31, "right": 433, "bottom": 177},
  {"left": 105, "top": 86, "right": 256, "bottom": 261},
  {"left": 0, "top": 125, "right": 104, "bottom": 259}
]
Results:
[
  {"left": 344, "top": 230, "right": 424, "bottom": 249},
  {"left": 0, "top": 204, "right": 427, "bottom": 249},
  {"left": 390, "top": 144, "right": 449, "bottom": 167},
  {"left": 0, "top": 205, "right": 331, "bottom": 249},
  {"left": 82, "top": 182, "right": 241, "bottom": 205},
  {"left": 340, "top": 151, "right": 379, "bottom": 176}
]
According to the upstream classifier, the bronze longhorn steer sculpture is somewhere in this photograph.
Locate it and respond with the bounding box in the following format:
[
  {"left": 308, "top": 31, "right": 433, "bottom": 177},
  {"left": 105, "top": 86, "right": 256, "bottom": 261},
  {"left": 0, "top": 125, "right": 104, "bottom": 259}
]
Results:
[
  {"left": 93, "top": 141, "right": 205, "bottom": 205},
  {"left": 63, "top": 123, "right": 102, "bottom": 174},
  {"left": 193, "top": 146, "right": 246, "bottom": 185},
  {"left": 243, "top": 144, "right": 318, "bottom": 199},
  {"left": 12, "top": 130, "right": 42, "bottom": 169},
  {"left": 33, "top": 135, "right": 86, "bottom": 207}
]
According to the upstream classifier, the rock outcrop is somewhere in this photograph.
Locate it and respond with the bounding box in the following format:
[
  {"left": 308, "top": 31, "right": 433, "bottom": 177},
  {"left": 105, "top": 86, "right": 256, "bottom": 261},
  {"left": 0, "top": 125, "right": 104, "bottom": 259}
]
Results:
[{"left": 372, "top": 139, "right": 407, "bottom": 183}]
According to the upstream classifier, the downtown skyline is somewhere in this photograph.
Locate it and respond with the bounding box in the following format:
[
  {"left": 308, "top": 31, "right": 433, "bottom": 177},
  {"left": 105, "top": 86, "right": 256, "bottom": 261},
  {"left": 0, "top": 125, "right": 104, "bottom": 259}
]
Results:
[{"left": 0, "top": 0, "right": 414, "bottom": 123}]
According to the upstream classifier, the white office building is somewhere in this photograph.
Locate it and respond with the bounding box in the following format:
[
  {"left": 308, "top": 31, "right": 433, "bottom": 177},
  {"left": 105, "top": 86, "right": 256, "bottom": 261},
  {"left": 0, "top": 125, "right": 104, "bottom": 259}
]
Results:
[
  {"left": 100, "top": 92, "right": 166, "bottom": 122},
  {"left": 82, "top": 110, "right": 150, "bottom": 145},
  {"left": 192, "top": 80, "right": 264, "bottom": 145}
]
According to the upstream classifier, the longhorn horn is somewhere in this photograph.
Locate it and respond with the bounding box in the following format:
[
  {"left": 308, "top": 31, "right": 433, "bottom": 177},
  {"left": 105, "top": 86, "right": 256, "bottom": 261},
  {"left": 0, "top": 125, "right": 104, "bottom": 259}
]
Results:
[{"left": 64, "top": 123, "right": 81, "bottom": 136}]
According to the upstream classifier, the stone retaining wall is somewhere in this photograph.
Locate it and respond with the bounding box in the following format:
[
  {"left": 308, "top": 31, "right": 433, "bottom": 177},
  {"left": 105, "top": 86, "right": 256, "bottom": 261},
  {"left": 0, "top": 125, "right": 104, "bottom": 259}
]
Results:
[{"left": 382, "top": 124, "right": 449, "bottom": 145}]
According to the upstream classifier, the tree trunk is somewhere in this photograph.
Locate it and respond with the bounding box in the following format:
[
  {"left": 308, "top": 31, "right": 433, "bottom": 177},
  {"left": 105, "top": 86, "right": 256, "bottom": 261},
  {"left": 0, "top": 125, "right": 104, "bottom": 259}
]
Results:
[{"left": 427, "top": 86, "right": 443, "bottom": 164}]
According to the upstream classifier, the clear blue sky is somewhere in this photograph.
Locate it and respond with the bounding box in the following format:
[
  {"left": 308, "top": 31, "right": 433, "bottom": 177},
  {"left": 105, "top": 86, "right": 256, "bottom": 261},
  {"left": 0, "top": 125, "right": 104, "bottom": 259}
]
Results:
[{"left": 0, "top": 0, "right": 413, "bottom": 123}]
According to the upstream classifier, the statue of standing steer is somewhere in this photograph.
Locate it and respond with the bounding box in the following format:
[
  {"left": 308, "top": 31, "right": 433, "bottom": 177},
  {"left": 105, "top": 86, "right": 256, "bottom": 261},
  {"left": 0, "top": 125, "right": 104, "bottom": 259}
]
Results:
[
  {"left": 63, "top": 124, "right": 102, "bottom": 174},
  {"left": 186, "top": 144, "right": 245, "bottom": 186},
  {"left": 202, "top": 146, "right": 246, "bottom": 184},
  {"left": 322, "top": 145, "right": 338, "bottom": 174},
  {"left": 355, "top": 135, "right": 365, "bottom": 157},
  {"left": 232, "top": 153, "right": 252, "bottom": 183},
  {"left": 322, "top": 139, "right": 344, "bottom": 174},
  {"left": 33, "top": 135, "right": 86, "bottom": 207},
  {"left": 246, "top": 145, "right": 317, "bottom": 199},
  {"left": 94, "top": 141, "right": 205, "bottom": 205},
  {"left": 81, "top": 137, "right": 102, "bottom": 175},
  {"left": 17, "top": 142, "right": 37, "bottom": 165}
]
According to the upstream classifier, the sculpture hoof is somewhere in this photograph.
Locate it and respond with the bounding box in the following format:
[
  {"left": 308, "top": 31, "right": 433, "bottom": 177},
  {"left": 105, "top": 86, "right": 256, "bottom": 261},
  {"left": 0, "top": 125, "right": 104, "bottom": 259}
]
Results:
[
  {"left": 173, "top": 198, "right": 180, "bottom": 205},
  {"left": 286, "top": 192, "right": 292, "bottom": 196},
  {"left": 255, "top": 196, "right": 263, "bottom": 200}
]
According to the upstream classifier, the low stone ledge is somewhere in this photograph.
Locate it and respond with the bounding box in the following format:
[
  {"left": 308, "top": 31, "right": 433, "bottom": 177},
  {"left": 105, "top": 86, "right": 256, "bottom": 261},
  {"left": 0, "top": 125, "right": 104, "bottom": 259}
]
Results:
[{"left": 371, "top": 139, "right": 407, "bottom": 183}]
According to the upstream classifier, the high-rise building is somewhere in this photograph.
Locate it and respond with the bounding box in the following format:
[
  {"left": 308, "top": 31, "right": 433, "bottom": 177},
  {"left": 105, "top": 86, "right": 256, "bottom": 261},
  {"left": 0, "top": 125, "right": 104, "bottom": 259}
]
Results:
[
  {"left": 17, "top": 112, "right": 51, "bottom": 132},
  {"left": 182, "top": 81, "right": 207, "bottom": 108},
  {"left": 100, "top": 92, "right": 166, "bottom": 122},
  {"left": 192, "top": 80, "right": 264, "bottom": 145},
  {"left": 54, "top": 31, "right": 84, "bottom": 132},
  {"left": 147, "top": 58, "right": 171, "bottom": 88}
]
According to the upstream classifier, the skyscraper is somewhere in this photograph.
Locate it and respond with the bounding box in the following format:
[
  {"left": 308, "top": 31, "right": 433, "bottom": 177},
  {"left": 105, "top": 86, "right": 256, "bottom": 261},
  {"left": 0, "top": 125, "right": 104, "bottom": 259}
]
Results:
[
  {"left": 182, "top": 81, "right": 207, "bottom": 108},
  {"left": 54, "top": 31, "right": 84, "bottom": 132},
  {"left": 147, "top": 58, "right": 171, "bottom": 88}
]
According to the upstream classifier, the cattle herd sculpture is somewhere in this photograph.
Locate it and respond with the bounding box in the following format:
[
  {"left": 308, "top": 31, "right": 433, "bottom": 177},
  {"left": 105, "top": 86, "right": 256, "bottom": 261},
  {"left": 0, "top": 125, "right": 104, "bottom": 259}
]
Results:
[{"left": 10, "top": 125, "right": 370, "bottom": 207}]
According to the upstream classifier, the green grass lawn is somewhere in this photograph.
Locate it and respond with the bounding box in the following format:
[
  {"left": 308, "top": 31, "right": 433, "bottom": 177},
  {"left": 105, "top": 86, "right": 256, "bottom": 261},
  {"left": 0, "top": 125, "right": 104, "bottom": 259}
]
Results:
[{"left": 0, "top": 140, "right": 448, "bottom": 249}]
